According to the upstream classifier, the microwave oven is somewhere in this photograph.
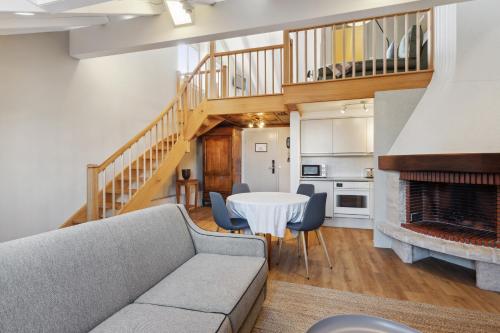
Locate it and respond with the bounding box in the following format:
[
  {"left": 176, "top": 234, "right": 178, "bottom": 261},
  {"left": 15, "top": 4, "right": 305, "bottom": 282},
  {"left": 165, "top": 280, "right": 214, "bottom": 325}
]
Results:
[{"left": 301, "top": 164, "right": 327, "bottom": 178}]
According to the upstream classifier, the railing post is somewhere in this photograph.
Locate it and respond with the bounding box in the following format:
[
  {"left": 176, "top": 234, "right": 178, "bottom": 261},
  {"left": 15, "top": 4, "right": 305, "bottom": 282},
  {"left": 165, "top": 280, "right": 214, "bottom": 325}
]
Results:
[
  {"left": 209, "top": 41, "right": 217, "bottom": 99},
  {"left": 283, "top": 30, "right": 290, "bottom": 84},
  {"left": 221, "top": 65, "right": 228, "bottom": 98},
  {"left": 182, "top": 88, "right": 189, "bottom": 137},
  {"left": 86, "top": 164, "right": 99, "bottom": 221}
]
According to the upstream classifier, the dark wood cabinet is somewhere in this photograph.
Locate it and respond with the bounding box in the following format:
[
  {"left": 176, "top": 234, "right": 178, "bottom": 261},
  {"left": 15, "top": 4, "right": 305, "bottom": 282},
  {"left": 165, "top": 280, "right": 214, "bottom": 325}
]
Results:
[{"left": 202, "top": 126, "right": 242, "bottom": 205}]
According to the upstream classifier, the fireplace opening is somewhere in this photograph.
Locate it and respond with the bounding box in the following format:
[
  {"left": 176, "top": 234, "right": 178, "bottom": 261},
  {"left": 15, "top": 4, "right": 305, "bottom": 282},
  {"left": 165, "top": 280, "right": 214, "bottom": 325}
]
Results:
[{"left": 404, "top": 181, "right": 499, "bottom": 248}]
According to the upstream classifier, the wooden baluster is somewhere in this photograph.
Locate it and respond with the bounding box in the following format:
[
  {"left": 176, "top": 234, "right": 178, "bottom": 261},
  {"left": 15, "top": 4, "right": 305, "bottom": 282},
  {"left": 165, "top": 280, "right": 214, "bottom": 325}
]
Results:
[
  {"left": 129, "top": 148, "right": 132, "bottom": 199},
  {"left": 383, "top": 17, "right": 387, "bottom": 74},
  {"left": 304, "top": 30, "right": 308, "bottom": 82},
  {"left": 221, "top": 65, "right": 228, "bottom": 98},
  {"left": 342, "top": 23, "right": 346, "bottom": 78},
  {"left": 362, "top": 20, "right": 366, "bottom": 76},
  {"left": 416, "top": 11, "right": 421, "bottom": 71},
  {"left": 352, "top": 22, "right": 356, "bottom": 78},
  {"left": 241, "top": 52, "right": 244, "bottom": 96},
  {"left": 289, "top": 39, "right": 294, "bottom": 83},
  {"left": 405, "top": 13, "right": 409, "bottom": 72},
  {"left": 120, "top": 154, "right": 124, "bottom": 210},
  {"left": 205, "top": 62, "right": 209, "bottom": 100},
  {"left": 112, "top": 162, "right": 116, "bottom": 216},
  {"left": 313, "top": 28, "right": 317, "bottom": 81},
  {"left": 331, "top": 25, "right": 336, "bottom": 80},
  {"left": 394, "top": 15, "right": 398, "bottom": 73},
  {"left": 249, "top": 52, "right": 252, "bottom": 95},
  {"left": 256, "top": 51, "right": 260, "bottom": 94},
  {"left": 372, "top": 19, "right": 376, "bottom": 76},
  {"left": 264, "top": 50, "right": 267, "bottom": 94},
  {"left": 272, "top": 48, "right": 275, "bottom": 93},
  {"left": 155, "top": 124, "right": 159, "bottom": 169},
  {"left": 295, "top": 31, "right": 298, "bottom": 83},
  {"left": 86, "top": 164, "right": 99, "bottom": 221},
  {"left": 149, "top": 129, "right": 153, "bottom": 176},
  {"left": 136, "top": 142, "right": 139, "bottom": 189},
  {"left": 234, "top": 54, "right": 237, "bottom": 97},
  {"left": 322, "top": 28, "right": 327, "bottom": 80},
  {"left": 102, "top": 171, "right": 106, "bottom": 218},
  {"left": 283, "top": 30, "right": 290, "bottom": 85},
  {"left": 279, "top": 48, "right": 283, "bottom": 91},
  {"left": 143, "top": 137, "right": 146, "bottom": 184},
  {"left": 226, "top": 55, "right": 229, "bottom": 97},
  {"left": 428, "top": 9, "right": 433, "bottom": 70},
  {"left": 161, "top": 116, "right": 165, "bottom": 161}
]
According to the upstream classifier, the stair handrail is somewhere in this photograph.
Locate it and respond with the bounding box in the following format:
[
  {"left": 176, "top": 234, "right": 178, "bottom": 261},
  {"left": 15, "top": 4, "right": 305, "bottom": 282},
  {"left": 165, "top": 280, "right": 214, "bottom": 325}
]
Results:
[{"left": 96, "top": 54, "right": 210, "bottom": 172}]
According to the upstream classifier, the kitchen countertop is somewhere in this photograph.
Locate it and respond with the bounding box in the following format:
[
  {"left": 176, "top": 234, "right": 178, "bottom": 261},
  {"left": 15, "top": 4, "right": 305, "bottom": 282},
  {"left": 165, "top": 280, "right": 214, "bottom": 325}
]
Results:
[{"left": 300, "top": 177, "right": 374, "bottom": 182}]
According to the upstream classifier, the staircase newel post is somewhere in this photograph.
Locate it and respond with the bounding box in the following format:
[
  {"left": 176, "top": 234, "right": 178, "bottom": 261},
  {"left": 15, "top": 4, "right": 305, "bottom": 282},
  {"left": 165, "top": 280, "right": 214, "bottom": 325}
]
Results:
[
  {"left": 283, "top": 30, "right": 291, "bottom": 84},
  {"left": 86, "top": 164, "right": 99, "bottom": 221},
  {"left": 209, "top": 41, "right": 217, "bottom": 99}
]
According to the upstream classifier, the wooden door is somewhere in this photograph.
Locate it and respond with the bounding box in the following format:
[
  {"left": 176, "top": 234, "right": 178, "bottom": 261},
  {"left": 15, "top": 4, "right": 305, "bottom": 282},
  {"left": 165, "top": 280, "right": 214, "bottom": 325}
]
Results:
[{"left": 204, "top": 135, "right": 232, "bottom": 198}]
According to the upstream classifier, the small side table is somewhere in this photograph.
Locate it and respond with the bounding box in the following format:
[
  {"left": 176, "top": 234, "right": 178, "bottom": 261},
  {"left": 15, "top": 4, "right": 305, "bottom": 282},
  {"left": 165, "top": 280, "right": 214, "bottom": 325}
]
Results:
[{"left": 176, "top": 179, "right": 199, "bottom": 211}]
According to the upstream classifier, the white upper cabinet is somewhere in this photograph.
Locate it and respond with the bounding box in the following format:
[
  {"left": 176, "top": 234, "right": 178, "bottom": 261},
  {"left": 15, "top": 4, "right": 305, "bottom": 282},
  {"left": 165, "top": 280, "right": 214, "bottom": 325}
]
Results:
[
  {"left": 301, "top": 119, "right": 333, "bottom": 155},
  {"left": 332, "top": 118, "right": 368, "bottom": 154},
  {"left": 366, "top": 117, "right": 374, "bottom": 153}
]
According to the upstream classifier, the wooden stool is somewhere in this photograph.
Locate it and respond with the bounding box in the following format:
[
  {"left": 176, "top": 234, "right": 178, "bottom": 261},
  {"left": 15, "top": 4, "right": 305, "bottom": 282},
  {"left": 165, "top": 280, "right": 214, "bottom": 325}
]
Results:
[{"left": 176, "top": 179, "right": 199, "bottom": 211}]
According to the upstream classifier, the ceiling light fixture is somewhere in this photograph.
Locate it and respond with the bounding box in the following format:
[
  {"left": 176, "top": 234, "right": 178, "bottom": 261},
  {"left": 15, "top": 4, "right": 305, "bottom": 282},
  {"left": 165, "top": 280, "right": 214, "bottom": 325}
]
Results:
[
  {"left": 15, "top": 12, "right": 35, "bottom": 16},
  {"left": 363, "top": 102, "right": 368, "bottom": 112},
  {"left": 248, "top": 122, "right": 254, "bottom": 128},
  {"left": 165, "top": 1, "right": 193, "bottom": 26},
  {"left": 258, "top": 120, "right": 265, "bottom": 128},
  {"left": 341, "top": 105, "right": 347, "bottom": 114}
]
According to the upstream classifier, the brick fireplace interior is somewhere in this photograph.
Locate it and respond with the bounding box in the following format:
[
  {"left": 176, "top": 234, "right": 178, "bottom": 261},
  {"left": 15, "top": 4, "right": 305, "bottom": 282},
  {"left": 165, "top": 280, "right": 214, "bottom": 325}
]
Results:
[
  {"left": 402, "top": 172, "right": 499, "bottom": 248},
  {"left": 379, "top": 154, "right": 500, "bottom": 249}
]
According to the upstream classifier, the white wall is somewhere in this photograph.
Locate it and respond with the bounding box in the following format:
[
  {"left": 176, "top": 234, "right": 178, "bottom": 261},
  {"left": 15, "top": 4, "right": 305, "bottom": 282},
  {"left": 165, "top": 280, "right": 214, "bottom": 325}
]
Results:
[
  {"left": 389, "top": 0, "right": 500, "bottom": 154},
  {"left": 0, "top": 32, "right": 183, "bottom": 242}
]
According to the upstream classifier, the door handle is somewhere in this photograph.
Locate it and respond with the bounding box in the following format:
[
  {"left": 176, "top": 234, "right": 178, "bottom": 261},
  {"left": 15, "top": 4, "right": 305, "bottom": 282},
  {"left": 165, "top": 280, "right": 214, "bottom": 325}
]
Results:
[{"left": 269, "top": 160, "right": 275, "bottom": 174}]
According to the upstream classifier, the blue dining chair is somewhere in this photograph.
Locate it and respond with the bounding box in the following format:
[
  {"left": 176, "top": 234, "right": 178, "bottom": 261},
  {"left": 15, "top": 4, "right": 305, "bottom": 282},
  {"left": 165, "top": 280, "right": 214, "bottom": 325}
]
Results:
[
  {"left": 209, "top": 192, "right": 250, "bottom": 233},
  {"left": 297, "top": 183, "right": 315, "bottom": 197},
  {"left": 232, "top": 183, "right": 251, "bottom": 194},
  {"left": 280, "top": 193, "right": 332, "bottom": 279}
]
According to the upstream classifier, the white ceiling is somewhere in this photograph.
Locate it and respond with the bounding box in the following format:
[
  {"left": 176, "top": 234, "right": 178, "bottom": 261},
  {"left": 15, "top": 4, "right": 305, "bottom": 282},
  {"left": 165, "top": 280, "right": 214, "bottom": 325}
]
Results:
[{"left": 0, "top": 0, "right": 166, "bottom": 35}]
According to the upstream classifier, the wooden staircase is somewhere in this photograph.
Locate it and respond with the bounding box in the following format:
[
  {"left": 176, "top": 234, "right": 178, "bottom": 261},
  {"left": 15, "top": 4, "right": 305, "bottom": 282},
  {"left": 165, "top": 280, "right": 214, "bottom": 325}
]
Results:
[{"left": 63, "top": 8, "right": 435, "bottom": 227}]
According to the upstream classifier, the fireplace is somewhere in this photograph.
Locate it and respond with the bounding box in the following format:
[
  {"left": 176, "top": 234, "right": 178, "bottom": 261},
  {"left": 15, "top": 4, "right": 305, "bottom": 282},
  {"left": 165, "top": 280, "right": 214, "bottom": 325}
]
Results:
[
  {"left": 402, "top": 172, "right": 499, "bottom": 248},
  {"left": 378, "top": 153, "right": 500, "bottom": 249}
]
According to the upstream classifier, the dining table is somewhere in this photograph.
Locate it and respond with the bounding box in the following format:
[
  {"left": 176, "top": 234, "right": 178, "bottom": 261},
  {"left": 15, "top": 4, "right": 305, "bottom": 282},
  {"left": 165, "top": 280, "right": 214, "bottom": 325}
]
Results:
[{"left": 226, "top": 192, "right": 309, "bottom": 265}]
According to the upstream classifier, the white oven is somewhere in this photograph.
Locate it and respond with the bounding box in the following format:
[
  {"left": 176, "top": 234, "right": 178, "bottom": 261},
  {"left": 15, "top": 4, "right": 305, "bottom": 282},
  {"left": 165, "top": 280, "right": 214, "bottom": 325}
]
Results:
[{"left": 334, "top": 181, "right": 370, "bottom": 218}]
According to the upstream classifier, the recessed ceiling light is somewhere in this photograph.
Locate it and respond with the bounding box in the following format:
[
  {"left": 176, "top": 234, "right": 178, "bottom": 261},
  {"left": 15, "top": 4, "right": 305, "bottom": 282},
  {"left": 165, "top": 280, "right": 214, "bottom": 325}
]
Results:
[
  {"left": 165, "top": 1, "right": 192, "bottom": 26},
  {"left": 15, "top": 12, "right": 35, "bottom": 16}
]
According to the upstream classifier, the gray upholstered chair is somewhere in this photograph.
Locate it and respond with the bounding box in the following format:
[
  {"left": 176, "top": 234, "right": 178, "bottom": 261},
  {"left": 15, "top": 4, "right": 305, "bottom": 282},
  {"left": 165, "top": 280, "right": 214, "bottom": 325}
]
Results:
[
  {"left": 297, "top": 183, "right": 315, "bottom": 197},
  {"left": 210, "top": 192, "right": 250, "bottom": 233},
  {"left": 232, "top": 183, "right": 251, "bottom": 194},
  {"left": 280, "top": 193, "right": 332, "bottom": 279}
]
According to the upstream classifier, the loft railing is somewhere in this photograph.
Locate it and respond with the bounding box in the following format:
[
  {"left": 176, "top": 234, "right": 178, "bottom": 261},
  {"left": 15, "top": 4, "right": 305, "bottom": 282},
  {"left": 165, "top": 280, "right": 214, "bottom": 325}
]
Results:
[
  {"left": 211, "top": 44, "right": 284, "bottom": 98},
  {"left": 85, "top": 55, "right": 210, "bottom": 221},
  {"left": 283, "top": 9, "right": 433, "bottom": 84}
]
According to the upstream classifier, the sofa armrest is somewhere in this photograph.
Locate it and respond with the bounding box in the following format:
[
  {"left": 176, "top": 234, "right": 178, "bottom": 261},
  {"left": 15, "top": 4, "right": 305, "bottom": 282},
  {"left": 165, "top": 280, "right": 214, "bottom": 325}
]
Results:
[{"left": 176, "top": 205, "right": 267, "bottom": 258}]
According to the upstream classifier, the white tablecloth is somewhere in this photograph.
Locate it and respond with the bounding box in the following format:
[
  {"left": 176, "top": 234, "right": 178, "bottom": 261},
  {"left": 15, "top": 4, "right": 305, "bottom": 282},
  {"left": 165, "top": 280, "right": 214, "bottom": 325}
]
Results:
[{"left": 226, "top": 192, "right": 309, "bottom": 237}]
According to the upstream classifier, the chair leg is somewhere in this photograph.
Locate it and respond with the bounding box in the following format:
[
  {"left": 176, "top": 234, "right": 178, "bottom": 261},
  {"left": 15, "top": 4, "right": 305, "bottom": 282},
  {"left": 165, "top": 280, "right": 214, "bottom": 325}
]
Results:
[
  {"left": 316, "top": 229, "right": 333, "bottom": 269},
  {"left": 277, "top": 238, "right": 282, "bottom": 265},
  {"left": 300, "top": 231, "right": 310, "bottom": 279},
  {"left": 297, "top": 235, "right": 301, "bottom": 257}
]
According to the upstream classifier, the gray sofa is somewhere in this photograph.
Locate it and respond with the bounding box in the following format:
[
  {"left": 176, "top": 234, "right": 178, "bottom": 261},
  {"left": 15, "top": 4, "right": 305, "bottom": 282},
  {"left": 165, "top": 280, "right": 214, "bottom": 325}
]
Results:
[{"left": 0, "top": 204, "right": 268, "bottom": 333}]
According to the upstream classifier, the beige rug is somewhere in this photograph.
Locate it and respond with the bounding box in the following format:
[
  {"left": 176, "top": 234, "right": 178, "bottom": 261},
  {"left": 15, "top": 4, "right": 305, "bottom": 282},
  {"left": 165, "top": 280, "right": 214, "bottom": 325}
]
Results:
[{"left": 253, "top": 281, "right": 500, "bottom": 333}]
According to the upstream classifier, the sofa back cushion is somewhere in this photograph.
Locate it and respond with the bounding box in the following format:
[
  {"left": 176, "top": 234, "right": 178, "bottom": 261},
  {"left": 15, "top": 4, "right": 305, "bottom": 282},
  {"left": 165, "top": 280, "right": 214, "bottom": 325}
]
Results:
[
  {"left": 103, "top": 204, "right": 196, "bottom": 301},
  {"left": 0, "top": 222, "right": 130, "bottom": 333}
]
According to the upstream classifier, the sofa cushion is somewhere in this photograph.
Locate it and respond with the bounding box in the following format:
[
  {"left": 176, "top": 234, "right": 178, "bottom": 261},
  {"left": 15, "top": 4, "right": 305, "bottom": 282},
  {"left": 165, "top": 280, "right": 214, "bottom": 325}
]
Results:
[
  {"left": 90, "top": 304, "right": 231, "bottom": 333},
  {"left": 103, "top": 205, "right": 196, "bottom": 301},
  {"left": 0, "top": 222, "right": 130, "bottom": 333},
  {"left": 136, "top": 253, "right": 267, "bottom": 332}
]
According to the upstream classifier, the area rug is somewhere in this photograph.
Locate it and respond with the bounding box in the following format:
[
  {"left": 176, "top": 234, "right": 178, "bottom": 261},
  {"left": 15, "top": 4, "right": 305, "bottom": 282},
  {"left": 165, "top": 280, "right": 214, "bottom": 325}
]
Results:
[{"left": 252, "top": 281, "right": 500, "bottom": 333}]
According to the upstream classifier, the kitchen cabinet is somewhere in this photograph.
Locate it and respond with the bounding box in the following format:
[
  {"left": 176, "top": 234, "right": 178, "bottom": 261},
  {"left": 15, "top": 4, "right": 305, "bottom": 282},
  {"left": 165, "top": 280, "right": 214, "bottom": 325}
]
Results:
[
  {"left": 366, "top": 117, "right": 374, "bottom": 153},
  {"left": 300, "top": 180, "right": 334, "bottom": 217},
  {"left": 332, "top": 118, "right": 367, "bottom": 154},
  {"left": 301, "top": 119, "right": 333, "bottom": 155}
]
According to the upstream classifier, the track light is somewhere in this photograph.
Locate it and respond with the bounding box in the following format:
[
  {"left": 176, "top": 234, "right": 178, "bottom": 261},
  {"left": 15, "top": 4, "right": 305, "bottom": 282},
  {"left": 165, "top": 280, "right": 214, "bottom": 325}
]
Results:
[
  {"left": 363, "top": 102, "right": 368, "bottom": 112},
  {"left": 248, "top": 122, "right": 254, "bottom": 128},
  {"left": 341, "top": 105, "right": 347, "bottom": 114},
  {"left": 258, "top": 120, "right": 265, "bottom": 128}
]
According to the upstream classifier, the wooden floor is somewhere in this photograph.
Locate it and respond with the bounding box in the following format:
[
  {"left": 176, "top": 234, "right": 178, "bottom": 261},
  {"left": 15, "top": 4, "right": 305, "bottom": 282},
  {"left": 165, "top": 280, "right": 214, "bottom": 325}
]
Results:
[{"left": 189, "top": 207, "right": 500, "bottom": 314}]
